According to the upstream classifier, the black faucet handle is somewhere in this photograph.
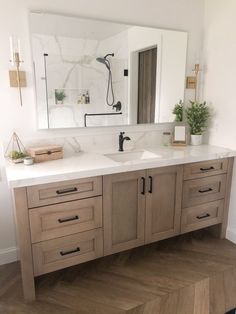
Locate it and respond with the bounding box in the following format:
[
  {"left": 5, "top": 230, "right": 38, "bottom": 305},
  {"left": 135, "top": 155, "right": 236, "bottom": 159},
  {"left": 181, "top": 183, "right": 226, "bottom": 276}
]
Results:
[{"left": 120, "top": 132, "right": 125, "bottom": 136}]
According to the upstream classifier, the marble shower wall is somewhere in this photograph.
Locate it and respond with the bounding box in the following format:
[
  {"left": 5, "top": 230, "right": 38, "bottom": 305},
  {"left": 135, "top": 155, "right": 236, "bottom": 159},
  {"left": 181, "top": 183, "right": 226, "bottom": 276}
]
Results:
[
  {"left": 14, "top": 123, "right": 174, "bottom": 158},
  {"left": 32, "top": 30, "right": 129, "bottom": 129}
]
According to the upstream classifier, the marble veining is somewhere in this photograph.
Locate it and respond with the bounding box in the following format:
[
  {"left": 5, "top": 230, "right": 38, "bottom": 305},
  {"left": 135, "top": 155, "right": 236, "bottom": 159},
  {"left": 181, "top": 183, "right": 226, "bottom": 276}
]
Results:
[
  {"left": 5, "top": 145, "right": 236, "bottom": 188},
  {"left": 32, "top": 32, "right": 128, "bottom": 128}
]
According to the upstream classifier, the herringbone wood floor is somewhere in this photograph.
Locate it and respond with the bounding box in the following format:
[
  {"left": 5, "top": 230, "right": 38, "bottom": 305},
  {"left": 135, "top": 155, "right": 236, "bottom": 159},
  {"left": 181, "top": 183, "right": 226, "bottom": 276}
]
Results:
[{"left": 1, "top": 232, "right": 236, "bottom": 314}]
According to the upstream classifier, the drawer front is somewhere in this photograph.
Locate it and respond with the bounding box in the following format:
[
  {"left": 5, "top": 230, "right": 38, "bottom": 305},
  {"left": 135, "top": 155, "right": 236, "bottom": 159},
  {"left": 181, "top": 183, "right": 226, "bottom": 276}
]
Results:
[
  {"left": 32, "top": 229, "right": 103, "bottom": 276},
  {"left": 181, "top": 200, "right": 224, "bottom": 234},
  {"left": 184, "top": 159, "right": 228, "bottom": 180},
  {"left": 29, "top": 196, "right": 102, "bottom": 243},
  {"left": 27, "top": 176, "right": 102, "bottom": 208},
  {"left": 183, "top": 174, "right": 227, "bottom": 208}
]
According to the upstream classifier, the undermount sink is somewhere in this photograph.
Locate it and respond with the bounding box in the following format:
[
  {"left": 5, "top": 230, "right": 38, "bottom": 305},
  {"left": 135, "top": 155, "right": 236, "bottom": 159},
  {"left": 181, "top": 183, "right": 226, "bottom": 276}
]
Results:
[{"left": 105, "top": 150, "right": 159, "bottom": 163}]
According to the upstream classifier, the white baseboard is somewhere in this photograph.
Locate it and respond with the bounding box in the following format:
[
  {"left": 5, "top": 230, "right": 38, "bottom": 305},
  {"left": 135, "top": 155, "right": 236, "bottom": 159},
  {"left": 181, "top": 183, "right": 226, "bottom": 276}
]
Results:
[
  {"left": 226, "top": 227, "right": 236, "bottom": 244},
  {"left": 0, "top": 247, "right": 18, "bottom": 265}
]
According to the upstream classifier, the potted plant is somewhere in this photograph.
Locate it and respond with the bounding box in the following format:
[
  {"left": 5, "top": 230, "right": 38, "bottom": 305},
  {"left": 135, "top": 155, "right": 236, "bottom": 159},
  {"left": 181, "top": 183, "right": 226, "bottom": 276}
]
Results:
[
  {"left": 172, "top": 100, "right": 184, "bottom": 122},
  {"left": 185, "top": 101, "right": 210, "bottom": 146},
  {"left": 55, "top": 90, "right": 66, "bottom": 104}
]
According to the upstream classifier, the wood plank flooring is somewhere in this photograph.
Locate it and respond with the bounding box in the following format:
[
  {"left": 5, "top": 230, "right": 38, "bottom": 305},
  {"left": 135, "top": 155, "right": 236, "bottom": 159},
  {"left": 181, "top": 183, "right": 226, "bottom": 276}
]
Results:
[{"left": 1, "top": 232, "right": 236, "bottom": 314}]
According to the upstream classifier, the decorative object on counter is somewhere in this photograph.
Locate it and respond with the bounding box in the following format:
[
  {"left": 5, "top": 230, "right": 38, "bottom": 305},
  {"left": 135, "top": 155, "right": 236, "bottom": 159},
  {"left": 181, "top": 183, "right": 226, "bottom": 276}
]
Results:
[
  {"left": 186, "top": 101, "right": 210, "bottom": 146},
  {"left": 172, "top": 126, "right": 187, "bottom": 146},
  {"left": 24, "top": 156, "right": 34, "bottom": 166},
  {"left": 162, "top": 132, "right": 172, "bottom": 146},
  {"left": 28, "top": 145, "right": 63, "bottom": 163},
  {"left": 5, "top": 132, "right": 27, "bottom": 163},
  {"left": 55, "top": 90, "right": 66, "bottom": 104},
  {"left": 172, "top": 100, "right": 184, "bottom": 122},
  {"left": 9, "top": 36, "right": 26, "bottom": 107}
]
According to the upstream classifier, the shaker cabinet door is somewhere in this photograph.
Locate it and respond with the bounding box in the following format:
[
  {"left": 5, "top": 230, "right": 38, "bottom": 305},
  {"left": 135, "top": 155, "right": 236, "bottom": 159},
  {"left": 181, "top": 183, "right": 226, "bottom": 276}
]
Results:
[
  {"left": 103, "top": 171, "right": 146, "bottom": 255},
  {"left": 145, "top": 165, "right": 183, "bottom": 243}
]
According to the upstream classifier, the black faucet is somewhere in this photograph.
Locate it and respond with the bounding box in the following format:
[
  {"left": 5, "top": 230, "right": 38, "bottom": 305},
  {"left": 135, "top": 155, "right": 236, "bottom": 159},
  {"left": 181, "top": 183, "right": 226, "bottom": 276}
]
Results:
[{"left": 119, "top": 132, "right": 131, "bottom": 151}]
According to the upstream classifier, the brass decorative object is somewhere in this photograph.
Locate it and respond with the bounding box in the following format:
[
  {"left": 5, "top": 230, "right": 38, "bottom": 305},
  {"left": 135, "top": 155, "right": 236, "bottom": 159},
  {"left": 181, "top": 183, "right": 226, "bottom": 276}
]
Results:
[
  {"left": 186, "top": 76, "right": 196, "bottom": 89},
  {"left": 4, "top": 132, "right": 27, "bottom": 163},
  {"left": 9, "top": 37, "right": 26, "bottom": 106},
  {"left": 186, "top": 64, "right": 201, "bottom": 101}
]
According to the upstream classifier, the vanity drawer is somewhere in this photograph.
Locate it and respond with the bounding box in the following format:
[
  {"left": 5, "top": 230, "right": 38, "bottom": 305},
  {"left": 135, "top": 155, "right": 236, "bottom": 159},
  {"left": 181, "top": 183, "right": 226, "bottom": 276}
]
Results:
[
  {"left": 27, "top": 176, "right": 102, "bottom": 208},
  {"left": 184, "top": 159, "right": 228, "bottom": 180},
  {"left": 32, "top": 229, "right": 103, "bottom": 276},
  {"left": 183, "top": 174, "right": 227, "bottom": 208},
  {"left": 29, "top": 196, "right": 102, "bottom": 243},
  {"left": 181, "top": 200, "right": 224, "bottom": 233}
]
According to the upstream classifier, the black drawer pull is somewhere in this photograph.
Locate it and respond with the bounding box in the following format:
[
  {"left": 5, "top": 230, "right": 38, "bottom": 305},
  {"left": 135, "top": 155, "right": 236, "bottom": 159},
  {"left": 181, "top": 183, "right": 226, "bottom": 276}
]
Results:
[
  {"left": 56, "top": 187, "right": 78, "bottom": 195},
  {"left": 149, "top": 176, "right": 153, "bottom": 193},
  {"left": 141, "top": 177, "right": 145, "bottom": 195},
  {"left": 60, "top": 247, "right": 80, "bottom": 256},
  {"left": 200, "top": 166, "right": 215, "bottom": 171},
  {"left": 198, "top": 188, "right": 213, "bottom": 194},
  {"left": 197, "top": 213, "right": 210, "bottom": 219},
  {"left": 58, "top": 215, "right": 79, "bottom": 223}
]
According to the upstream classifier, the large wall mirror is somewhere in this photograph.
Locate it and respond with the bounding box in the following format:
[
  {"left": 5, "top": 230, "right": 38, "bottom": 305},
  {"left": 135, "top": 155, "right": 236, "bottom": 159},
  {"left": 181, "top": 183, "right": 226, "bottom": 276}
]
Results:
[{"left": 29, "top": 13, "right": 188, "bottom": 129}]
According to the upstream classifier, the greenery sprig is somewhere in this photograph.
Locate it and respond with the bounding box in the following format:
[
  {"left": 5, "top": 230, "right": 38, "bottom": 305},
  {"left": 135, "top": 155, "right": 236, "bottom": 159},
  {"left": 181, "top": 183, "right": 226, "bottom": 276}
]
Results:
[
  {"left": 185, "top": 101, "right": 210, "bottom": 135},
  {"left": 172, "top": 100, "right": 184, "bottom": 122},
  {"left": 55, "top": 90, "right": 66, "bottom": 102}
]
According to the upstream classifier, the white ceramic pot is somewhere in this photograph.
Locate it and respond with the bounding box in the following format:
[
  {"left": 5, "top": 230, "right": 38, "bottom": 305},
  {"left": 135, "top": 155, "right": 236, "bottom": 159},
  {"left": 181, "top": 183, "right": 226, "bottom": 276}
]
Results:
[{"left": 191, "top": 134, "right": 203, "bottom": 146}]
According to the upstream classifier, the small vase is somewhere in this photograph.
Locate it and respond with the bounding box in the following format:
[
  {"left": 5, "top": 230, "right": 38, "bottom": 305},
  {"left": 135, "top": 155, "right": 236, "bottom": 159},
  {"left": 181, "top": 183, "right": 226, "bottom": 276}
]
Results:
[
  {"left": 56, "top": 100, "right": 63, "bottom": 105},
  {"left": 191, "top": 134, "right": 203, "bottom": 146}
]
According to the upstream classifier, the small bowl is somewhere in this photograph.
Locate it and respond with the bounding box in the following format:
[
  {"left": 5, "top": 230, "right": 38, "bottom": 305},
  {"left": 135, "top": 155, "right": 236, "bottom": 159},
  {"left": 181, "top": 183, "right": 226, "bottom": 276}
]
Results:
[{"left": 24, "top": 156, "right": 34, "bottom": 166}]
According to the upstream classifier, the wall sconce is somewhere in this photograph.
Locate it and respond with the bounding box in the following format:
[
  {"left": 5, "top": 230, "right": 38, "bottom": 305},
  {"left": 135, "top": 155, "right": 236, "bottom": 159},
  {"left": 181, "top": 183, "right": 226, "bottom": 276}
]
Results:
[
  {"left": 186, "top": 63, "right": 201, "bottom": 101},
  {"left": 9, "top": 36, "right": 27, "bottom": 106}
]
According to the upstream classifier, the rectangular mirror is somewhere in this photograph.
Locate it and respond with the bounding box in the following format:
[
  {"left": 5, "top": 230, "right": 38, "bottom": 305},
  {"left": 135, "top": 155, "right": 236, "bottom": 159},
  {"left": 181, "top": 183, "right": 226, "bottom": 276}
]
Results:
[{"left": 29, "top": 13, "right": 187, "bottom": 129}]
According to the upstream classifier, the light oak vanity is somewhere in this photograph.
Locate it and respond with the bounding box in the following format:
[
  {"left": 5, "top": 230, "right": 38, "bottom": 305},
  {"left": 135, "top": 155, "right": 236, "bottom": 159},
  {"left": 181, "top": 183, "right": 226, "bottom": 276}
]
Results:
[{"left": 9, "top": 153, "right": 234, "bottom": 301}]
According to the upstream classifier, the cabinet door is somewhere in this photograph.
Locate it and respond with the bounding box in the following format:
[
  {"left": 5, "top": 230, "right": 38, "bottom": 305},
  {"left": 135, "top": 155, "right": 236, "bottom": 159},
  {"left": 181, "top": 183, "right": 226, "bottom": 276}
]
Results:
[
  {"left": 103, "top": 170, "right": 146, "bottom": 255},
  {"left": 145, "top": 165, "right": 183, "bottom": 243}
]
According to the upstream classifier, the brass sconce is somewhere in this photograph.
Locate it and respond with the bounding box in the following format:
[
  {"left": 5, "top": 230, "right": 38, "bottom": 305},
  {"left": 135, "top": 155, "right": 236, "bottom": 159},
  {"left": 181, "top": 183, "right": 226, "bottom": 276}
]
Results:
[
  {"left": 9, "top": 36, "right": 26, "bottom": 106},
  {"left": 186, "top": 63, "right": 201, "bottom": 101}
]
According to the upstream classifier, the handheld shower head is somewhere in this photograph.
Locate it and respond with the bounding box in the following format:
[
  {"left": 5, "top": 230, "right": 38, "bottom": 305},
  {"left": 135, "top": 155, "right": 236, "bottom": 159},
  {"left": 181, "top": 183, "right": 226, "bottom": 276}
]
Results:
[
  {"left": 96, "top": 53, "right": 115, "bottom": 106},
  {"left": 96, "top": 53, "right": 114, "bottom": 70},
  {"left": 96, "top": 57, "right": 106, "bottom": 64}
]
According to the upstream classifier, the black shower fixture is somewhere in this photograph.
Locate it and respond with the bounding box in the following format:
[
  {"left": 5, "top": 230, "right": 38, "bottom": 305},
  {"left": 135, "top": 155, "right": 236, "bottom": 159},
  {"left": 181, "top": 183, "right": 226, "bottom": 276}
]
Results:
[{"left": 96, "top": 53, "right": 116, "bottom": 107}]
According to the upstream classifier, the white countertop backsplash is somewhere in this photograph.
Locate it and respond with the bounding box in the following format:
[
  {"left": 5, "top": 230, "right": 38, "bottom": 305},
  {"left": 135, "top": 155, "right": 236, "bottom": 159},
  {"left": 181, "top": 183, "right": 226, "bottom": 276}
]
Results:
[{"left": 5, "top": 144, "right": 236, "bottom": 188}]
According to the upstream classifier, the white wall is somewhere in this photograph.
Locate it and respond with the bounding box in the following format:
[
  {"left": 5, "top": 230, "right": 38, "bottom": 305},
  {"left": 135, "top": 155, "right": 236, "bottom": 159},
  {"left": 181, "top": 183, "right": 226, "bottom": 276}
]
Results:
[
  {"left": 0, "top": 0, "right": 205, "bottom": 264},
  {"left": 204, "top": 0, "right": 236, "bottom": 242}
]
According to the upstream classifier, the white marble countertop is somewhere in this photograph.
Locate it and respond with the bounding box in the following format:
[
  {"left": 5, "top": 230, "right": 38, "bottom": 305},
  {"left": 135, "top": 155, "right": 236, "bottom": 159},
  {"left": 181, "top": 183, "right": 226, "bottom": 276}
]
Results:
[{"left": 5, "top": 145, "right": 236, "bottom": 188}]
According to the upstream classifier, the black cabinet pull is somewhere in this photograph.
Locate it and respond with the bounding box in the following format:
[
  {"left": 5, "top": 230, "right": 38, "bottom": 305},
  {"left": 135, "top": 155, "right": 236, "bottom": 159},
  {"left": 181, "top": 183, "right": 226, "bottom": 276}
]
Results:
[
  {"left": 149, "top": 176, "right": 153, "bottom": 193},
  {"left": 60, "top": 247, "right": 80, "bottom": 256},
  {"left": 141, "top": 177, "right": 145, "bottom": 195},
  {"left": 58, "top": 215, "right": 79, "bottom": 223},
  {"left": 197, "top": 213, "right": 210, "bottom": 219},
  {"left": 200, "top": 166, "right": 215, "bottom": 171},
  {"left": 198, "top": 188, "right": 213, "bottom": 194},
  {"left": 56, "top": 187, "right": 78, "bottom": 195}
]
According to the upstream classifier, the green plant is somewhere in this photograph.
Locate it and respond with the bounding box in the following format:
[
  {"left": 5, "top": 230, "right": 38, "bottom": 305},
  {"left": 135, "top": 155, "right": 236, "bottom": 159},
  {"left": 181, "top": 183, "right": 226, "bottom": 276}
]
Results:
[
  {"left": 186, "top": 101, "right": 210, "bottom": 135},
  {"left": 9, "top": 150, "right": 26, "bottom": 160},
  {"left": 173, "top": 100, "right": 184, "bottom": 122},
  {"left": 55, "top": 90, "right": 66, "bottom": 102}
]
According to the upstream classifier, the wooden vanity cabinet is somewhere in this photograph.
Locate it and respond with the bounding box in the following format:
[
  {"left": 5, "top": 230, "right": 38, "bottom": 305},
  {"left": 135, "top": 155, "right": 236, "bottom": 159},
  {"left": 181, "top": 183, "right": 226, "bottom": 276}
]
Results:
[
  {"left": 12, "top": 157, "right": 234, "bottom": 301},
  {"left": 103, "top": 170, "right": 146, "bottom": 255},
  {"left": 103, "top": 165, "right": 183, "bottom": 255},
  {"left": 181, "top": 158, "right": 233, "bottom": 237},
  {"left": 145, "top": 165, "right": 183, "bottom": 243}
]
